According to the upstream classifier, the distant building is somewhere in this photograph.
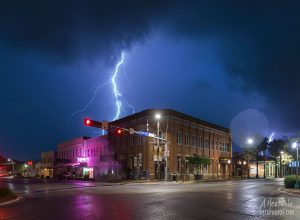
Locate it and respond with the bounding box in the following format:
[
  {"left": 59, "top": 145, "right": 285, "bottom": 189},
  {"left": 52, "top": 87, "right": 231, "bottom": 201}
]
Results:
[
  {"left": 40, "top": 151, "right": 57, "bottom": 178},
  {"left": 56, "top": 136, "right": 118, "bottom": 180},
  {"left": 248, "top": 161, "right": 276, "bottom": 178}
]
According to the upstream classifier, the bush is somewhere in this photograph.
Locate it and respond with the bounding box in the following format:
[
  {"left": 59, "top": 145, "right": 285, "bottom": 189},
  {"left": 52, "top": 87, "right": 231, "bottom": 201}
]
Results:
[
  {"left": 284, "top": 175, "right": 299, "bottom": 189},
  {"left": 0, "top": 187, "right": 17, "bottom": 202}
]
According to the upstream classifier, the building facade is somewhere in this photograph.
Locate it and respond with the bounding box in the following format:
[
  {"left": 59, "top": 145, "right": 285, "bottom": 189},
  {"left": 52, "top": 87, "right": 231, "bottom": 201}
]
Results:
[
  {"left": 40, "top": 151, "right": 57, "bottom": 178},
  {"left": 109, "top": 109, "right": 232, "bottom": 180},
  {"left": 56, "top": 136, "right": 119, "bottom": 180}
]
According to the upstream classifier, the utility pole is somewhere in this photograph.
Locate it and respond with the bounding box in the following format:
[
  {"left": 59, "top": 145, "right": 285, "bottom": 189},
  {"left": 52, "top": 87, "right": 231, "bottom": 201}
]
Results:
[
  {"left": 156, "top": 115, "right": 160, "bottom": 179},
  {"left": 164, "top": 120, "right": 169, "bottom": 181}
]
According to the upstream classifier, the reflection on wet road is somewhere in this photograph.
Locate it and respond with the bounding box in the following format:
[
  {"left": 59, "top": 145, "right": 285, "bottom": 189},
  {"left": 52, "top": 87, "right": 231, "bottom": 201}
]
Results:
[{"left": 0, "top": 178, "right": 299, "bottom": 219}]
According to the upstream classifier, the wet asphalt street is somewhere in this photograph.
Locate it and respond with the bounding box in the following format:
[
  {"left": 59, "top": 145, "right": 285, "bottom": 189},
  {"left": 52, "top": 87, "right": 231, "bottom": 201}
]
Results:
[{"left": 0, "top": 178, "right": 299, "bottom": 220}]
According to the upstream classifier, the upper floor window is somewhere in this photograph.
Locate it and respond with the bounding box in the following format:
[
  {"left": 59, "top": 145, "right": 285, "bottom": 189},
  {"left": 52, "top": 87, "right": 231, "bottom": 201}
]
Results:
[
  {"left": 205, "top": 139, "right": 209, "bottom": 148},
  {"left": 177, "top": 130, "right": 182, "bottom": 144},
  {"left": 184, "top": 133, "right": 190, "bottom": 146},
  {"left": 191, "top": 135, "right": 196, "bottom": 146}
]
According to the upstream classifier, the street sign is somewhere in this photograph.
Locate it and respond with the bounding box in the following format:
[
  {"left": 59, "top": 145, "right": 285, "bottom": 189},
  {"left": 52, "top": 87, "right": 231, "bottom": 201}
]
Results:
[
  {"left": 164, "top": 150, "right": 170, "bottom": 157},
  {"left": 101, "top": 121, "right": 109, "bottom": 130},
  {"left": 129, "top": 128, "right": 134, "bottom": 134},
  {"left": 138, "top": 131, "right": 155, "bottom": 137}
]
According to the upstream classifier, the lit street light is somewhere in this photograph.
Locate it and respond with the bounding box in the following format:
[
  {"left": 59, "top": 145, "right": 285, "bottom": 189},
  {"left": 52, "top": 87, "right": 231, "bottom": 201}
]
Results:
[
  {"left": 246, "top": 137, "right": 254, "bottom": 179},
  {"left": 228, "top": 159, "right": 231, "bottom": 179},
  {"left": 247, "top": 138, "right": 253, "bottom": 145},
  {"left": 292, "top": 142, "right": 299, "bottom": 188},
  {"left": 7, "top": 158, "right": 14, "bottom": 174}
]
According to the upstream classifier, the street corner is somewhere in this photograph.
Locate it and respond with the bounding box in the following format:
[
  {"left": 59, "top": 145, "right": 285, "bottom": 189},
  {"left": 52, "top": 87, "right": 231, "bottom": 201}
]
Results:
[
  {"left": 279, "top": 187, "right": 300, "bottom": 197},
  {"left": 0, "top": 195, "right": 24, "bottom": 207}
]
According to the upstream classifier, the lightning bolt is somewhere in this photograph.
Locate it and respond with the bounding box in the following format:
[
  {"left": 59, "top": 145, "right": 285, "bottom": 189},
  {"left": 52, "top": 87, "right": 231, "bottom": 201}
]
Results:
[
  {"left": 70, "top": 50, "right": 134, "bottom": 122},
  {"left": 268, "top": 132, "right": 275, "bottom": 143},
  {"left": 112, "top": 51, "right": 124, "bottom": 121},
  {"left": 70, "top": 81, "right": 111, "bottom": 118}
]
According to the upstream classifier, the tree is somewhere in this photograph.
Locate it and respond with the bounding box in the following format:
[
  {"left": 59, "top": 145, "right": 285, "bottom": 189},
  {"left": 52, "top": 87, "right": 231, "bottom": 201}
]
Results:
[
  {"left": 268, "top": 139, "right": 287, "bottom": 177},
  {"left": 187, "top": 154, "right": 211, "bottom": 175}
]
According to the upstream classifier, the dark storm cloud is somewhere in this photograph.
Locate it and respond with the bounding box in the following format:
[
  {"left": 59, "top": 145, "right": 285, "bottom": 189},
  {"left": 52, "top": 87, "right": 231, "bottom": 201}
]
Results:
[
  {"left": 161, "top": 1, "right": 300, "bottom": 131},
  {"left": 0, "top": 0, "right": 170, "bottom": 63}
]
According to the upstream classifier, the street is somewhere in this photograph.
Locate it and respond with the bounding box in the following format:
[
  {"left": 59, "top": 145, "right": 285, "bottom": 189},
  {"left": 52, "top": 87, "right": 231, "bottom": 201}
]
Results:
[{"left": 0, "top": 178, "right": 299, "bottom": 219}]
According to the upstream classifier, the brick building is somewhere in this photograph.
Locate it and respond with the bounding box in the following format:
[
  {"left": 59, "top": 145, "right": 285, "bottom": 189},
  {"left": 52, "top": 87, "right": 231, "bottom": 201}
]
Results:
[{"left": 109, "top": 109, "right": 232, "bottom": 180}]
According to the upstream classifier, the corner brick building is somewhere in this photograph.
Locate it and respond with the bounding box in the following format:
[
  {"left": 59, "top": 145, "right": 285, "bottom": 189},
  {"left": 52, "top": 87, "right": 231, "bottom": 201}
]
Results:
[{"left": 109, "top": 109, "right": 232, "bottom": 180}]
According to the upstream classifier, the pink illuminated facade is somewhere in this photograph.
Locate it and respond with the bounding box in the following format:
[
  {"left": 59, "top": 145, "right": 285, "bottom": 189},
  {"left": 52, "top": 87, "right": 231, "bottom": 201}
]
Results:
[{"left": 57, "top": 135, "right": 120, "bottom": 180}]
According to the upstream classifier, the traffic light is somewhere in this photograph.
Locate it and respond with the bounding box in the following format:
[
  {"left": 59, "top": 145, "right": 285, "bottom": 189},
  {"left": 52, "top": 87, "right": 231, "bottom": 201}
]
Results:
[
  {"left": 83, "top": 118, "right": 109, "bottom": 129},
  {"left": 116, "top": 128, "right": 123, "bottom": 135},
  {"left": 84, "top": 119, "right": 91, "bottom": 125}
]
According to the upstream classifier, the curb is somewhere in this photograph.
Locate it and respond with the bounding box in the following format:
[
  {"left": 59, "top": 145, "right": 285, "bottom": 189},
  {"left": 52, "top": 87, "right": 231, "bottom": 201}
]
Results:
[
  {"left": 279, "top": 187, "right": 300, "bottom": 196},
  {"left": 0, "top": 196, "right": 24, "bottom": 207}
]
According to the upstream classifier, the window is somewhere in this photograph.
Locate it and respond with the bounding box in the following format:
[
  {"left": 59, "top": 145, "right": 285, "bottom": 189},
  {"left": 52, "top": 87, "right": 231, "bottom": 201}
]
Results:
[
  {"left": 184, "top": 132, "right": 190, "bottom": 145},
  {"left": 177, "top": 130, "right": 182, "bottom": 144},
  {"left": 192, "top": 135, "right": 196, "bottom": 146},
  {"left": 198, "top": 137, "right": 203, "bottom": 148},
  {"left": 130, "top": 135, "right": 134, "bottom": 146},
  {"left": 177, "top": 156, "right": 181, "bottom": 171},
  {"left": 205, "top": 139, "right": 209, "bottom": 148},
  {"left": 76, "top": 149, "right": 78, "bottom": 157},
  {"left": 88, "top": 149, "right": 90, "bottom": 157},
  {"left": 138, "top": 136, "right": 143, "bottom": 145}
]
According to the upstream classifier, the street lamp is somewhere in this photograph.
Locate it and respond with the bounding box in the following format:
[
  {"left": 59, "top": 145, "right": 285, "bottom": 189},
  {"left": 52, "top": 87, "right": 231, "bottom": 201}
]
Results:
[
  {"left": 246, "top": 137, "right": 253, "bottom": 179},
  {"left": 7, "top": 158, "right": 14, "bottom": 174},
  {"left": 228, "top": 159, "right": 231, "bottom": 179},
  {"left": 292, "top": 142, "right": 299, "bottom": 188},
  {"left": 155, "top": 114, "right": 161, "bottom": 120}
]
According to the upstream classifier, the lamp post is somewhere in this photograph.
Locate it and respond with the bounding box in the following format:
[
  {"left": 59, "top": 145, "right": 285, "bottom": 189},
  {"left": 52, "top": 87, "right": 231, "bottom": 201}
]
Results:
[
  {"left": 7, "top": 158, "right": 14, "bottom": 174},
  {"left": 280, "top": 151, "right": 283, "bottom": 178},
  {"left": 228, "top": 159, "right": 231, "bottom": 179},
  {"left": 263, "top": 150, "right": 266, "bottom": 178},
  {"left": 292, "top": 142, "right": 299, "bottom": 188},
  {"left": 155, "top": 113, "right": 161, "bottom": 179},
  {"left": 247, "top": 138, "right": 253, "bottom": 179},
  {"left": 243, "top": 160, "right": 247, "bottom": 178}
]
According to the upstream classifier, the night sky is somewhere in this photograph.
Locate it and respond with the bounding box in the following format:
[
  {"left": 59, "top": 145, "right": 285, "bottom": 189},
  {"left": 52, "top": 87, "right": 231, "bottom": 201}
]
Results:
[{"left": 1, "top": 1, "right": 300, "bottom": 160}]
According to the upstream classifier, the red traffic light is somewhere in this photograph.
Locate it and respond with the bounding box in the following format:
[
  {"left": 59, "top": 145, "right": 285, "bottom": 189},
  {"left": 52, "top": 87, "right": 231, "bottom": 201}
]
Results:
[
  {"left": 83, "top": 118, "right": 109, "bottom": 130},
  {"left": 116, "top": 128, "right": 123, "bottom": 135},
  {"left": 84, "top": 119, "right": 91, "bottom": 125}
]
